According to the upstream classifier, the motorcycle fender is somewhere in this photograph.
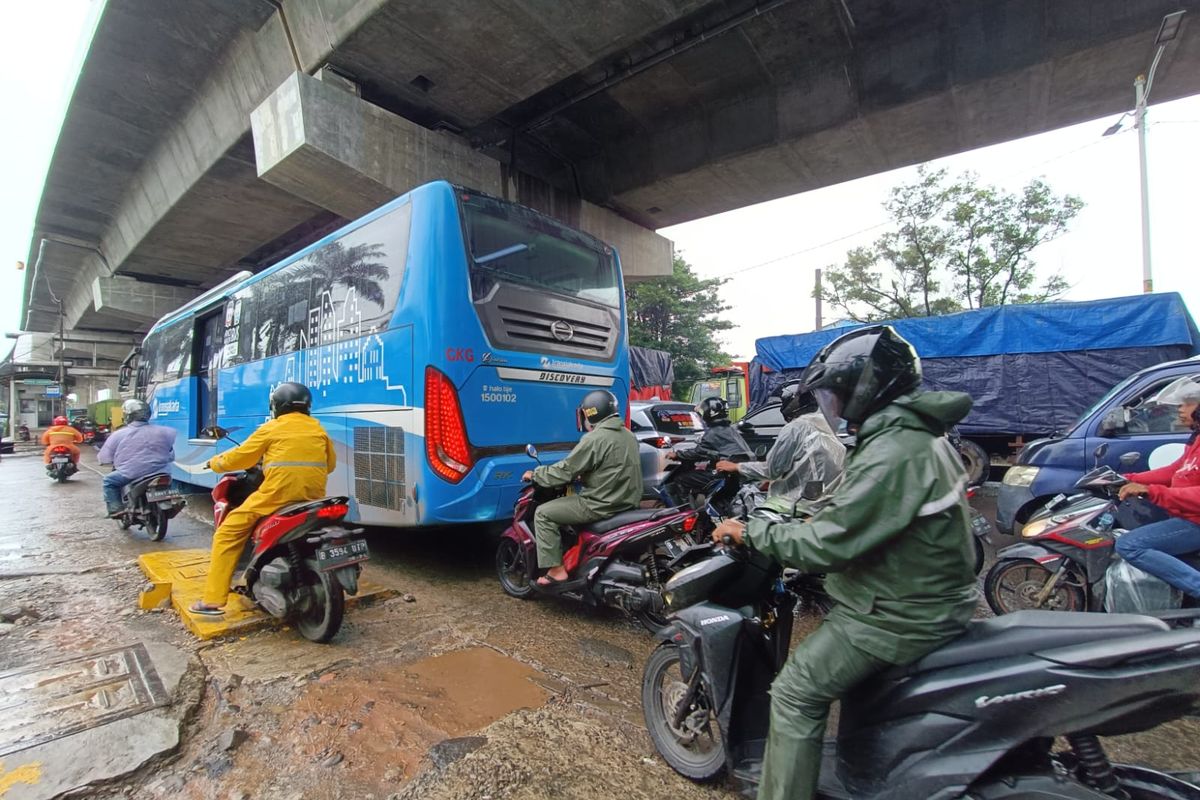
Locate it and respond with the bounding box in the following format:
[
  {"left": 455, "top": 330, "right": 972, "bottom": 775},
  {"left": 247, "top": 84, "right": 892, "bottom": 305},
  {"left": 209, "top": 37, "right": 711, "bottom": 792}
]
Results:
[
  {"left": 334, "top": 565, "right": 361, "bottom": 595},
  {"left": 994, "top": 542, "right": 1063, "bottom": 566},
  {"left": 656, "top": 620, "right": 702, "bottom": 683},
  {"left": 671, "top": 602, "right": 744, "bottom": 718}
]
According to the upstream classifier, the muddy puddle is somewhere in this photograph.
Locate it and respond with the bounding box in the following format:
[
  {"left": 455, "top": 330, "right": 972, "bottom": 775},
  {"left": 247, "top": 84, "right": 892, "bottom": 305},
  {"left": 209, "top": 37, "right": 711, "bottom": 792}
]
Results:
[{"left": 188, "top": 646, "right": 550, "bottom": 798}]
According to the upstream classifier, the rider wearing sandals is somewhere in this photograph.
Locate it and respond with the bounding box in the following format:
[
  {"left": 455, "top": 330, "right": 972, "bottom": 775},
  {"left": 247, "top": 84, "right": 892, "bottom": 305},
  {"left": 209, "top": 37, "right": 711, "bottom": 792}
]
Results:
[
  {"left": 521, "top": 390, "right": 642, "bottom": 588},
  {"left": 712, "top": 325, "right": 978, "bottom": 800}
]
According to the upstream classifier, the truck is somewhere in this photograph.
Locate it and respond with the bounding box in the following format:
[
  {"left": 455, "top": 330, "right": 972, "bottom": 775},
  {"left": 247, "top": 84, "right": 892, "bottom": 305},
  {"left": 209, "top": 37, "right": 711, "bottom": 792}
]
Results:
[
  {"left": 686, "top": 362, "right": 755, "bottom": 422},
  {"left": 749, "top": 292, "right": 1200, "bottom": 484}
]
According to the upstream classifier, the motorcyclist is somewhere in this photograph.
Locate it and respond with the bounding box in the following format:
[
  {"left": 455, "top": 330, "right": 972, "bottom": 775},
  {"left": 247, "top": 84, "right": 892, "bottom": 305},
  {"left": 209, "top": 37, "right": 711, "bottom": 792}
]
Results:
[
  {"left": 191, "top": 382, "right": 335, "bottom": 616},
  {"left": 41, "top": 415, "right": 83, "bottom": 468},
  {"left": 664, "top": 397, "right": 754, "bottom": 505},
  {"left": 97, "top": 399, "right": 177, "bottom": 517},
  {"left": 714, "top": 382, "right": 846, "bottom": 513},
  {"left": 712, "top": 325, "right": 977, "bottom": 800},
  {"left": 521, "top": 389, "right": 642, "bottom": 587},
  {"left": 1115, "top": 378, "right": 1200, "bottom": 597}
]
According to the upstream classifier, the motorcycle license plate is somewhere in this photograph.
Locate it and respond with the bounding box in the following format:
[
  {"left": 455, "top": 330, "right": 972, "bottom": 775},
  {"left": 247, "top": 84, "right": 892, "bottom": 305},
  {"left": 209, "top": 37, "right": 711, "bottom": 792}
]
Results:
[
  {"left": 52, "top": 456, "right": 69, "bottom": 464},
  {"left": 316, "top": 538, "right": 369, "bottom": 571},
  {"left": 970, "top": 512, "right": 992, "bottom": 536},
  {"left": 147, "top": 489, "right": 177, "bottom": 502}
]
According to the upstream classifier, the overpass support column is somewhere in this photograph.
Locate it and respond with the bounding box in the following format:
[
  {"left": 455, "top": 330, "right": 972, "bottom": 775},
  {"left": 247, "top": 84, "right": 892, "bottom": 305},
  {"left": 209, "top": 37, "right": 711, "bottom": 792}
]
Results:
[{"left": 250, "top": 72, "right": 671, "bottom": 280}]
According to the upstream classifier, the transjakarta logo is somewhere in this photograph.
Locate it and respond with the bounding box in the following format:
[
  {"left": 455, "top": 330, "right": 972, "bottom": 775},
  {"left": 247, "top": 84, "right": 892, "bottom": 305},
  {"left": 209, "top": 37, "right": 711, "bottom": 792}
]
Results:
[
  {"left": 540, "top": 356, "right": 585, "bottom": 370},
  {"left": 975, "top": 684, "right": 1066, "bottom": 708},
  {"left": 155, "top": 400, "right": 182, "bottom": 415},
  {"left": 700, "top": 614, "right": 732, "bottom": 626}
]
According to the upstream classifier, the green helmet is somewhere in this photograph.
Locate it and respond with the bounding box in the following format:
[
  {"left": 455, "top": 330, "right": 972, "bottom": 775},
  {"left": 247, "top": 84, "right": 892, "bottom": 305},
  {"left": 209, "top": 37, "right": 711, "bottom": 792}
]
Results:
[{"left": 802, "top": 325, "right": 921, "bottom": 426}]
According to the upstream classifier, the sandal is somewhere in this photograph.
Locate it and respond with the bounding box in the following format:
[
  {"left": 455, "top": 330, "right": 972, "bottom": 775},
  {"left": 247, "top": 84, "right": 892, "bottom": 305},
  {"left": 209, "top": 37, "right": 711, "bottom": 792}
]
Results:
[
  {"left": 189, "top": 601, "right": 224, "bottom": 617},
  {"left": 536, "top": 571, "right": 570, "bottom": 588}
]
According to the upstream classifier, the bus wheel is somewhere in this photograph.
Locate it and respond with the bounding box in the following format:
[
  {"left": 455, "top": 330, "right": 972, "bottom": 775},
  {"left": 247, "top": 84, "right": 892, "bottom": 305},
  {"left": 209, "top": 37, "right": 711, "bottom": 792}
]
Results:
[{"left": 496, "top": 538, "right": 534, "bottom": 599}]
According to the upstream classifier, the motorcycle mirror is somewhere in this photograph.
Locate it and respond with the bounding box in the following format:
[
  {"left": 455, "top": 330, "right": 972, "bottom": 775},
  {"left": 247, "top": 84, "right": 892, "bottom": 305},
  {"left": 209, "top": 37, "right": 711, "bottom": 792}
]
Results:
[
  {"left": 525, "top": 444, "right": 540, "bottom": 462},
  {"left": 205, "top": 425, "right": 229, "bottom": 440},
  {"left": 754, "top": 445, "right": 767, "bottom": 459},
  {"left": 1119, "top": 451, "right": 1141, "bottom": 467},
  {"left": 802, "top": 480, "right": 824, "bottom": 501}
]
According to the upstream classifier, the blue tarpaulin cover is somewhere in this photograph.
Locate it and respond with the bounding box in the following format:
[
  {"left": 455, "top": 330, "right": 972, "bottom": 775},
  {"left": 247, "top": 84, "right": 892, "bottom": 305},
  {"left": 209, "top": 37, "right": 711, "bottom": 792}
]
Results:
[{"left": 751, "top": 293, "right": 1200, "bottom": 437}]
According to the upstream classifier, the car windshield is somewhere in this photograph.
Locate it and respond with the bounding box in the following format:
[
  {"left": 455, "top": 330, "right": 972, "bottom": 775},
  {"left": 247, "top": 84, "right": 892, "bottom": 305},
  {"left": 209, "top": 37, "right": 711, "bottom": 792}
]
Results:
[
  {"left": 462, "top": 193, "right": 619, "bottom": 307},
  {"left": 649, "top": 405, "right": 703, "bottom": 435}
]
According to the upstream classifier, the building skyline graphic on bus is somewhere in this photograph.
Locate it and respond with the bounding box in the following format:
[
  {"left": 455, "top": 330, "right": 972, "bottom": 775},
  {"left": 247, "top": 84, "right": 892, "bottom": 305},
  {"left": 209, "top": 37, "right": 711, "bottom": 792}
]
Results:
[{"left": 282, "top": 286, "right": 408, "bottom": 404}]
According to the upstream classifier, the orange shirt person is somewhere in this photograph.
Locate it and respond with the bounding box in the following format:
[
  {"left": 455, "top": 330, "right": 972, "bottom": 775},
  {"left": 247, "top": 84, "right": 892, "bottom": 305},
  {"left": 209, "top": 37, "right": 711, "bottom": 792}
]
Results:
[{"left": 42, "top": 416, "right": 84, "bottom": 464}]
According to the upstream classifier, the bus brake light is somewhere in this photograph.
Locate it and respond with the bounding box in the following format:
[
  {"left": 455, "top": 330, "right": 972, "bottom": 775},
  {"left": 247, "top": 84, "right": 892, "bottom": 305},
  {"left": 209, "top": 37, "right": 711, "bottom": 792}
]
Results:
[{"left": 425, "top": 366, "right": 474, "bottom": 483}]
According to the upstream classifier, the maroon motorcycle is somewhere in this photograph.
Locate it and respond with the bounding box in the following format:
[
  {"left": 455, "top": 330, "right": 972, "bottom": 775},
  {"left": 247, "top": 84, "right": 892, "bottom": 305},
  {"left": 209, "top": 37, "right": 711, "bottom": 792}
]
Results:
[{"left": 495, "top": 445, "right": 710, "bottom": 631}]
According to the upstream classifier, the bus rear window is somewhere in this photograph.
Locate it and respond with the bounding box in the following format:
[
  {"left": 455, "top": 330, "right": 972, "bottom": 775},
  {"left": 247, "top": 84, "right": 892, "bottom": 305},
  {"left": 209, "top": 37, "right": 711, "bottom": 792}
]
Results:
[{"left": 462, "top": 194, "right": 619, "bottom": 308}]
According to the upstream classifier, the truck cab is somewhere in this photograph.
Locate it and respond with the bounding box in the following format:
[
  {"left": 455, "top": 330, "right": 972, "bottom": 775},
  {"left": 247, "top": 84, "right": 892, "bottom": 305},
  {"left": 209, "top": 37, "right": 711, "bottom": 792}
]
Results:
[
  {"left": 688, "top": 363, "right": 749, "bottom": 422},
  {"left": 996, "top": 356, "right": 1200, "bottom": 534}
]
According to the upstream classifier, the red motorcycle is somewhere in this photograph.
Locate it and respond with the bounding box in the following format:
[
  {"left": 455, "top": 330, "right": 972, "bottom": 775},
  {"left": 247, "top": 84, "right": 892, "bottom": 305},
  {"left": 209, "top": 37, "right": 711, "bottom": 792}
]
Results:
[
  {"left": 207, "top": 428, "right": 369, "bottom": 643},
  {"left": 495, "top": 445, "right": 710, "bottom": 631}
]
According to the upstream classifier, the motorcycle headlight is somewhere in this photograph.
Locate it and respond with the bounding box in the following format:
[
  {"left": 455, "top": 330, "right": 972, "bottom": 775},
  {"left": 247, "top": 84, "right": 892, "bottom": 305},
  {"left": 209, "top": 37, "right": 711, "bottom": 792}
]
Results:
[
  {"left": 1022, "top": 518, "right": 1052, "bottom": 538},
  {"left": 1003, "top": 466, "right": 1040, "bottom": 488}
]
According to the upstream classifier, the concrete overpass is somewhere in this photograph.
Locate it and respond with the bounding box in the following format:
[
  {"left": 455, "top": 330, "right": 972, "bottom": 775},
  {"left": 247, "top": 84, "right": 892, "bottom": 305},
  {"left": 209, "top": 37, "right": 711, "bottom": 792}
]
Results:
[{"left": 22, "top": 0, "right": 1200, "bottom": 339}]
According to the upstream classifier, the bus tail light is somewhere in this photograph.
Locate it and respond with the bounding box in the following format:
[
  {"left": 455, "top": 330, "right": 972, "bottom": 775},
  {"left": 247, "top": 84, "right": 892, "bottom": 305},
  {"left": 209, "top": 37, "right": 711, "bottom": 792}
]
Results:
[{"left": 425, "top": 366, "right": 474, "bottom": 483}]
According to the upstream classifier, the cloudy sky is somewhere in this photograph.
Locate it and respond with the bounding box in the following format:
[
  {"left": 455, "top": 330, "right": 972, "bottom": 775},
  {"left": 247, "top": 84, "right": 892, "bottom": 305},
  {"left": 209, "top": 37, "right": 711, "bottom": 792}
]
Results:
[{"left": 1, "top": 1, "right": 1197, "bottom": 364}]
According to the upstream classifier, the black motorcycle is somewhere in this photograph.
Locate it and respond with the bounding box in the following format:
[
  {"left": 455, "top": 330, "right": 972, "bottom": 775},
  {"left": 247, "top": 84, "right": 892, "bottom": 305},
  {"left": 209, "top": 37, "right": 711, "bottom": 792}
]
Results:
[
  {"left": 643, "top": 541, "right": 1200, "bottom": 799},
  {"left": 114, "top": 473, "right": 186, "bottom": 541}
]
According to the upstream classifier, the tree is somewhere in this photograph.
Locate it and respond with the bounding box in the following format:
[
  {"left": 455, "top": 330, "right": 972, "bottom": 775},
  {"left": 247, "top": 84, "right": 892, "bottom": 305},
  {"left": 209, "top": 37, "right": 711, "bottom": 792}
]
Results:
[
  {"left": 820, "top": 167, "right": 1083, "bottom": 322},
  {"left": 626, "top": 255, "right": 733, "bottom": 397}
]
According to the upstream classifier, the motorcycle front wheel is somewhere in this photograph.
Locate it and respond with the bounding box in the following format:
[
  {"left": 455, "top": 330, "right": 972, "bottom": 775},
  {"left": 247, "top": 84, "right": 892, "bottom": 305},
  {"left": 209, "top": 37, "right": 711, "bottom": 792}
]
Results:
[
  {"left": 495, "top": 538, "right": 534, "bottom": 599},
  {"left": 984, "top": 558, "right": 1086, "bottom": 615},
  {"left": 642, "top": 643, "right": 726, "bottom": 782},
  {"left": 295, "top": 569, "right": 345, "bottom": 643}
]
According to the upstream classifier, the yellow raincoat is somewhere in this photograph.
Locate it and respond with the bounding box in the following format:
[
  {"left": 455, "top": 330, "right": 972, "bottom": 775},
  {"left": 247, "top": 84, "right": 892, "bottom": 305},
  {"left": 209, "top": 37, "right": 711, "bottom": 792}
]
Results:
[{"left": 202, "top": 412, "right": 336, "bottom": 605}]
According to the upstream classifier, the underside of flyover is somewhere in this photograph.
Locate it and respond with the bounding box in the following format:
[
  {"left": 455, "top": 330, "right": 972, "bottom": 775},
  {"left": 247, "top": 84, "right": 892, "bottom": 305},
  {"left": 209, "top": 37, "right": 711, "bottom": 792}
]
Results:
[{"left": 22, "top": 0, "right": 1200, "bottom": 339}]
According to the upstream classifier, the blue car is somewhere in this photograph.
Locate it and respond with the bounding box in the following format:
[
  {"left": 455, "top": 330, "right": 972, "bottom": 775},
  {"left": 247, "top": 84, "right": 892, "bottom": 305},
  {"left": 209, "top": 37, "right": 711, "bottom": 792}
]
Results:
[{"left": 997, "top": 356, "right": 1200, "bottom": 535}]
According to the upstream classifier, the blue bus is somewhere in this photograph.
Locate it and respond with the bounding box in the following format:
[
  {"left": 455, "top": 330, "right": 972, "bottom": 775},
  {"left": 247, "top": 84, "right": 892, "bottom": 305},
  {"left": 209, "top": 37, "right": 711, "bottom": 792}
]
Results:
[{"left": 128, "top": 181, "right": 629, "bottom": 528}]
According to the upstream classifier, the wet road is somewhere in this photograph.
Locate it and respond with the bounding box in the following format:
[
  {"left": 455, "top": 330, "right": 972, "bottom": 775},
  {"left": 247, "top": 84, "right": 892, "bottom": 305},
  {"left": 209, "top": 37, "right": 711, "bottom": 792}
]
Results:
[{"left": 1, "top": 448, "right": 1198, "bottom": 798}]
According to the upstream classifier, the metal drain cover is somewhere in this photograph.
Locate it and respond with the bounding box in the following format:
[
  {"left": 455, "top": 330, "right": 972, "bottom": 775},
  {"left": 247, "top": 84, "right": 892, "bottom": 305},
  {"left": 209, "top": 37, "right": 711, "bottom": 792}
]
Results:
[{"left": 0, "top": 643, "right": 170, "bottom": 756}]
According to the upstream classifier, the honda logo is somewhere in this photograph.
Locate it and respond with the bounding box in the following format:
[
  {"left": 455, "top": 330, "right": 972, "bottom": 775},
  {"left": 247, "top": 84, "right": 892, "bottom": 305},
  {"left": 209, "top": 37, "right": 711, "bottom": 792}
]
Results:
[{"left": 550, "top": 320, "right": 575, "bottom": 342}]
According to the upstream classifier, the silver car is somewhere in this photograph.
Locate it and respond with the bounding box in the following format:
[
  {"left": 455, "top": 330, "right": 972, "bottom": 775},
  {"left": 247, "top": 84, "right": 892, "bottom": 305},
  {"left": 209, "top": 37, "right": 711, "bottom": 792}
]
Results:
[{"left": 630, "top": 401, "right": 704, "bottom": 498}]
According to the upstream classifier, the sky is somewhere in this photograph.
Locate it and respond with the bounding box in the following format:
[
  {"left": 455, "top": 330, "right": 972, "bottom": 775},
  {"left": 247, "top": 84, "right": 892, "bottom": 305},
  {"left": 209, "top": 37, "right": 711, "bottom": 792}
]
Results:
[{"left": 1, "top": 1, "right": 1197, "bottom": 364}]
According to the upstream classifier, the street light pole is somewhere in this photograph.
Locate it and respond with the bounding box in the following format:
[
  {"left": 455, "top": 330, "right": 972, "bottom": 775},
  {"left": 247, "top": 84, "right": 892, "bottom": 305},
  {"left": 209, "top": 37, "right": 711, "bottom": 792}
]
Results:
[{"left": 1135, "top": 73, "right": 1152, "bottom": 293}]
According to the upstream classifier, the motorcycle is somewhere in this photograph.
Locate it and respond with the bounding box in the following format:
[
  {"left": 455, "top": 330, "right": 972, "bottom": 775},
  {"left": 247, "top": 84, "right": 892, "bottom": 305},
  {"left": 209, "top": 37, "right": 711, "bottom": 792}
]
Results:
[
  {"left": 46, "top": 445, "right": 78, "bottom": 483},
  {"left": 982, "top": 444, "right": 1181, "bottom": 614},
  {"left": 656, "top": 451, "right": 745, "bottom": 517},
  {"left": 205, "top": 426, "right": 369, "bottom": 643},
  {"left": 495, "top": 444, "right": 712, "bottom": 631},
  {"left": 113, "top": 472, "right": 186, "bottom": 541},
  {"left": 643, "top": 537, "right": 1200, "bottom": 799}
]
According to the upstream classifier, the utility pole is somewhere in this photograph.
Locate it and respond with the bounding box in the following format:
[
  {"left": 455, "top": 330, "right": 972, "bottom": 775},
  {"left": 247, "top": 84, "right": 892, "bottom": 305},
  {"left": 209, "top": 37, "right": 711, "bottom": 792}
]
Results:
[
  {"left": 58, "top": 301, "right": 67, "bottom": 417},
  {"left": 1135, "top": 74, "right": 1153, "bottom": 293},
  {"left": 814, "top": 268, "right": 823, "bottom": 331}
]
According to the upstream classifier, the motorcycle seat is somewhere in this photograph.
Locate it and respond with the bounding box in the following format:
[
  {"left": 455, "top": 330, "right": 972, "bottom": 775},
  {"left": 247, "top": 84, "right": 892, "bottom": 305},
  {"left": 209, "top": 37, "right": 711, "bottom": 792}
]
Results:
[
  {"left": 272, "top": 496, "right": 349, "bottom": 518},
  {"left": 903, "top": 610, "right": 1169, "bottom": 674},
  {"left": 123, "top": 473, "right": 172, "bottom": 499},
  {"left": 585, "top": 507, "right": 673, "bottom": 535}
]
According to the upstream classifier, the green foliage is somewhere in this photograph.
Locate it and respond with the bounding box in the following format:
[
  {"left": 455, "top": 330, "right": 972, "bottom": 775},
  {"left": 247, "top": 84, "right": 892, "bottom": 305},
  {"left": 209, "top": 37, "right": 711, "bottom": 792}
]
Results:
[
  {"left": 626, "top": 255, "right": 733, "bottom": 397},
  {"left": 820, "top": 167, "right": 1083, "bottom": 321}
]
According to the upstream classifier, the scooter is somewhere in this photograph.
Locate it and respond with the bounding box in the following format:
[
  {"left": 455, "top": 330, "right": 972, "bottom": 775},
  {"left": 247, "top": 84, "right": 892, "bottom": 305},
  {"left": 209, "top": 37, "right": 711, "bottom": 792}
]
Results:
[
  {"left": 206, "top": 426, "right": 369, "bottom": 643},
  {"left": 984, "top": 444, "right": 1154, "bottom": 614},
  {"left": 46, "top": 446, "right": 78, "bottom": 483},
  {"left": 643, "top": 537, "right": 1200, "bottom": 799},
  {"left": 657, "top": 451, "right": 744, "bottom": 517},
  {"left": 495, "top": 444, "right": 711, "bottom": 631},
  {"left": 113, "top": 472, "right": 186, "bottom": 541}
]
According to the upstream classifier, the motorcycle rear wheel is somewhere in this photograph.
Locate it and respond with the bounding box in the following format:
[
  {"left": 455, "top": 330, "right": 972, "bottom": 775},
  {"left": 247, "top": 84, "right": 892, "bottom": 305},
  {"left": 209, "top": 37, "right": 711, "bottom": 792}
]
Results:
[
  {"left": 147, "top": 507, "right": 168, "bottom": 541},
  {"left": 642, "top": 643, "right": 726, "bottom": 781},
  {"left": 495, "top": 538, "right": 534, "bottom": 599},
  {"left": 295, "top": 569, "right": 345, "bottom": 643},
  {"left": 984, "top": 558, "right": 1086, "bottom": 615}
]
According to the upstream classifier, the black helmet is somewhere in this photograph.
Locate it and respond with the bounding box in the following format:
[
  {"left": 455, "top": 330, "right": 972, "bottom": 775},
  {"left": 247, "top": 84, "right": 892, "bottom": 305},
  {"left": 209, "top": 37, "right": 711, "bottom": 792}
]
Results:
[
  {"left": 802, "top": 325, "right": 921, "bottom": 427},
  {"left": 778, "top": 381, "right": 818, "bottom": 423},
  {"left": 578, "top": 390, "right": 619, "bottom": 431},
  {"left": 122, "top": 398, "right": 151, "bottom": 423},
  {"left": 270, "top": 382, "right": 312, "bottom": 417},
  {"left": 696, "top": 397, "right": 730, "bottom": 424}
]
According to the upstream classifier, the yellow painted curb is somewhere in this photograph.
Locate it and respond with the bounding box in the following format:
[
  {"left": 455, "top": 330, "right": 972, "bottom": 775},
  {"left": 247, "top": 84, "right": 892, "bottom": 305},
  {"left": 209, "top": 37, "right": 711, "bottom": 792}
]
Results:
[{"left": 136, "top": 549, "right": 394, "bottom": 640}]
